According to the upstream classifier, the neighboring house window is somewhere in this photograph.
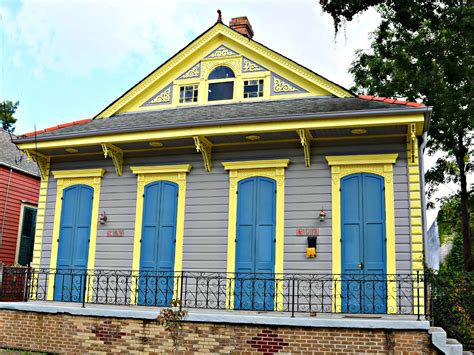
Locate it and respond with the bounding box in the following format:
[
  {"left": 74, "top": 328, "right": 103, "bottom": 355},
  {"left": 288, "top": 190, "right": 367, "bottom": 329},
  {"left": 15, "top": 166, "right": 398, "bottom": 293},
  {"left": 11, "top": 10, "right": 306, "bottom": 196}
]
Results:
[
  {"left": 179, "top": 85, "right": 198, "bottom": 103},
  {"left": 243, "top": 79, "right": 264, "bottom": 99},
  {"left": 207, "top": 66, "right": 235, "bottom": 101},
  {"left": 16, "top": 205, "right": 37, "bottom": 266}
]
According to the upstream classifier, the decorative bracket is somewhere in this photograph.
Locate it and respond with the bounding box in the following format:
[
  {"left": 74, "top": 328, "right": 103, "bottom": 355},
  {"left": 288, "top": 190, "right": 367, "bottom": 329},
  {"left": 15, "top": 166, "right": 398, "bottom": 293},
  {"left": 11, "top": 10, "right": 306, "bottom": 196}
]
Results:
[
  {"left": 193, "top": 136, "right": 212, "bottom": 172},
  {"left": 409, "top": 123, "right": 417, "bottom": 164},
  {"left": 297, "top": 129, "right": 312, "bottom": 167},
  {"left": 25, "top": 150, "right": 50, "bottom": 180},
  {"left": 101, "top": 143, "right": 123, "bottom": 176}
]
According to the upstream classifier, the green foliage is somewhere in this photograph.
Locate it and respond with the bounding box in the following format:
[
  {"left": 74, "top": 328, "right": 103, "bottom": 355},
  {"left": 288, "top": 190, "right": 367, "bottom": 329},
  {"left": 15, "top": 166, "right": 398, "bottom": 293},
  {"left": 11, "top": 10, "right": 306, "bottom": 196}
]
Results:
[
  {"left": 437, "top": 194, "right": 474, "bottom": 245},
  {"left": 441, "top": 232, "right": 466, "bottom": 272},
  {"left": 0, "top": 100, "right": 19, "bottom": 132},
  {"left": 426, "top": 269, "right": 473, "bottom": 349}
]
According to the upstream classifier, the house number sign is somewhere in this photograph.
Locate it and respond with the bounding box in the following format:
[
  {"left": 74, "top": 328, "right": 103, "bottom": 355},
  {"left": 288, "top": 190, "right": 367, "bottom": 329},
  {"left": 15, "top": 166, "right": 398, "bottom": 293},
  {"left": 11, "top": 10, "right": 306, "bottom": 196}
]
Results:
[
  {"left": 296, "top": 228, "right": 319, "bottom": 236},
  {"left": 107, "top": 230, "right": 124, "bottom": 237}
]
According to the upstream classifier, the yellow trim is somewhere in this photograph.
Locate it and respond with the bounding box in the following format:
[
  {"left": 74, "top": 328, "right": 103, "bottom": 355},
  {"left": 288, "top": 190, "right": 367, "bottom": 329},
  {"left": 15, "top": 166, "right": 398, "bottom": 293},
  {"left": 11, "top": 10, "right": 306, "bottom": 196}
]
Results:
[
  {"left": 39, "top": 135, "right": 409, "bottom": 160},
  {"left": 314, "top": 133, "right": 406, "bottom": 141},
  {"left": 36, "top": 135, "right": 409, "bottom": 160},
  {"left": 47, "top": 168, "right": 106, "bottom": 301},
  {"left": 52, "top": 169, "right": 106, "bottom": 179},
  {"left": 222, "top": 159, "right": 290, "bottom": 170},
  {"left": 17, "top": 114, "right": 425, "bottom": 151},
  {"left": 130, "top": 164, "right": 192, "bottom": 175},
  {"left": 223, "top": 159, "right": 289, "bottom": 311},
  {"left": 29, "top": 160, "right": 50, "bottom": 300},
  {"left": 326, "top": 154, "right": 398, "bottom": 166},
  {"left": 129, "top": 164, "right": 192, "bottom": 305},
  {"left": 326, "top": 154, "right": 398, "bottom": 314},
  {"left": 406, "top": 123, "right": 424, "bottom": 315}
]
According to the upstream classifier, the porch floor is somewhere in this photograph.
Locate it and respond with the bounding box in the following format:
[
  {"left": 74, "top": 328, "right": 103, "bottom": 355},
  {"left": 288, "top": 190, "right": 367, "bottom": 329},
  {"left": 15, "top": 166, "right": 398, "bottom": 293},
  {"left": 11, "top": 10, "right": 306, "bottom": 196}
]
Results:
[{"left": 0, "top": 301, "right": 430, "bottom": 330}]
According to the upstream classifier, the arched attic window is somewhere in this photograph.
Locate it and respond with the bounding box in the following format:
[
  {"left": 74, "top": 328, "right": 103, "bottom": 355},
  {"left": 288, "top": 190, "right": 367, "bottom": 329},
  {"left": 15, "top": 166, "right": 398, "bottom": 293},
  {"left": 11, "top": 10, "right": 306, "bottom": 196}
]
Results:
[{"left": 207, "top": 66, "right": 235, "bottom": 101}]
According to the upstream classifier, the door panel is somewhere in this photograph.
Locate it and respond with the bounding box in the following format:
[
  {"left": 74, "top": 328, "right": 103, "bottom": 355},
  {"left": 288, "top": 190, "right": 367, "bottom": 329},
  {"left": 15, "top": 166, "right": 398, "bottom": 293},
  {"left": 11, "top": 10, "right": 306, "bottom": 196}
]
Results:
[
  {"left": 341, "top": 173, "right": 386, "bottom": 314},
  {"left": 235, "top": 177, "right": 276, "bottom": 311},
  {"left": 138, "top": 181, "right": 178, "bottom": 307},
  {"left": 54, "top": 185, "right": 93, "bottom": 302}
]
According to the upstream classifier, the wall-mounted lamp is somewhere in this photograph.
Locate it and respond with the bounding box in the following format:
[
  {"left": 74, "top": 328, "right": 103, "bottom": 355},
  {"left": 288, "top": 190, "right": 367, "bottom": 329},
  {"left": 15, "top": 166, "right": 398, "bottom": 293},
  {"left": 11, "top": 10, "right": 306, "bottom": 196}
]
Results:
[
  {"left": 99, "top": 211, "right": 108, "bottom": 225},
  {"left": 319, "top": 208, "right": 327, "bottom": 222}
]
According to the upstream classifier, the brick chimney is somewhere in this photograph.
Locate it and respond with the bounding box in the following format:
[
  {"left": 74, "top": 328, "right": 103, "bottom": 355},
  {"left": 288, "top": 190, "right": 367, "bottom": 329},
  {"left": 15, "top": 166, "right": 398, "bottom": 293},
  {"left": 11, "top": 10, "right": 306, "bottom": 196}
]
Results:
[{"left": 229, "top": 16, "right": 254, "bottom": 39}]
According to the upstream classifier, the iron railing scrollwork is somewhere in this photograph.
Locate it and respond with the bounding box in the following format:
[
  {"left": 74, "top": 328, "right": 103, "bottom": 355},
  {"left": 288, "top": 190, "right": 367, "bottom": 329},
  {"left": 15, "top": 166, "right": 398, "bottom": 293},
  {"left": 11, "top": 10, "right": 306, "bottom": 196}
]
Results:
[{"left": 1, "top": 268, "right": 429, "bottom": 318}]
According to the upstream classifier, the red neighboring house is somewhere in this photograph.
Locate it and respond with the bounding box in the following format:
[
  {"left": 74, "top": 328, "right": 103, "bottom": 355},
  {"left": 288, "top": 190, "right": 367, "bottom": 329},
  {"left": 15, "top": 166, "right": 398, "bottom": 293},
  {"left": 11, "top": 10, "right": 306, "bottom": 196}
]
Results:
[{"left": 0, "top": 129, "right": 40, "bottom": 266}]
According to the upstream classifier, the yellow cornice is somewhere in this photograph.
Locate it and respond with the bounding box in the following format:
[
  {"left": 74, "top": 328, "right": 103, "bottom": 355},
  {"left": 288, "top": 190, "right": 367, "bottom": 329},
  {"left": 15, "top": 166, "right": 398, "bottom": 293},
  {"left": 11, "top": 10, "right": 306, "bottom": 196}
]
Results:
[
  {"left": 17, "top": 114, "right": 425, "bottom": 151},
  {"left": 222, "top": 159, "right": 290, "bottom": 170},
  {"left": 130, "top": 164, "right": 192, "bottom": 175},
  {"left": 52, "top": 168, "right": 106, "bottom": 179},
  {"left": 326, "top": 154, "right": 399, "bottom": 166}
]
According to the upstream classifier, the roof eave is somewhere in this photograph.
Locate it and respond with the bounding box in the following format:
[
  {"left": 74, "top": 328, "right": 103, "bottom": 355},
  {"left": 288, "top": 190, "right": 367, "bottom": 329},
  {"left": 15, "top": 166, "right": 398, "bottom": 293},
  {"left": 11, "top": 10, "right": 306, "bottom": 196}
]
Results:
[
  {"left": 0, "top": 162, "right": 40, "bottom": 178},
  {"left": 14, "top": 106, "right": 432, "bottom": 145}
]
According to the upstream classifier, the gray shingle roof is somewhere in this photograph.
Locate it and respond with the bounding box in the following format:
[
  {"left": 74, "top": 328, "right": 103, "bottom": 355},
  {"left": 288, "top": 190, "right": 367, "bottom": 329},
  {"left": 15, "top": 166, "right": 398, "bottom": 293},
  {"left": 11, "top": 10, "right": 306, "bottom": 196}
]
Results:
[
  {"left": 16, "top": 97, "right": 428, "bottom": 143},
  {"left": 0, "top": 130, "right": 39, "bottom": 176}
]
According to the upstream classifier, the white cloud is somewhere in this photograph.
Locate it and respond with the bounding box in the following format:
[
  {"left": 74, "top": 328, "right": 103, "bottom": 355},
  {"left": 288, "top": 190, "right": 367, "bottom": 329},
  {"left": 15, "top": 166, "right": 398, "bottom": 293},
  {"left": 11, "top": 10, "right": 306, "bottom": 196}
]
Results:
[
  {"left": 1, "top": 0, "right": 208, "bottom": 77},
  {"left": 1, "top": 0, "right": 379, "bottom": 85}
]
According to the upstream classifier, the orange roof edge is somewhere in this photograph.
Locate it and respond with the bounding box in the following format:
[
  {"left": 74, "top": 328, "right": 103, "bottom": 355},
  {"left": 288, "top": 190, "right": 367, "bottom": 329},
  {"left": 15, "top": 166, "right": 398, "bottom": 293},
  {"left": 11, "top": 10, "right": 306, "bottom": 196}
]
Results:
[
  {"left": 22, "top": 118, "right": 92, "bottom": 138},
  {"left": 358, "top": 95, "right": 424, "bottom": 107}
]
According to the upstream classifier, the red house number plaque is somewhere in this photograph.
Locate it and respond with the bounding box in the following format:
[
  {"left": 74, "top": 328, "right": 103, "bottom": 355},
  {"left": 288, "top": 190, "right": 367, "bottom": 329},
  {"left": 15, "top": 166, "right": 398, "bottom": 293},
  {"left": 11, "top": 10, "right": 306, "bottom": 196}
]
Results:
[
  {"left": 296, "top": 228, "right": 319, "bottom": 236},
  {"left": 107, "top": 230, "right": 124, "bottom": 237}
]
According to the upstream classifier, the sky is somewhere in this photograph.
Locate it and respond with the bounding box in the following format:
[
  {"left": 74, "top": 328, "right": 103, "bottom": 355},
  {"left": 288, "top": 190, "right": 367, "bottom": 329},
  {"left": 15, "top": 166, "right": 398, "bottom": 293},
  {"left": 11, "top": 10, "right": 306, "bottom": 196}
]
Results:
[{"left": 0, "top": 0, "right": 468, "bottom": 225}]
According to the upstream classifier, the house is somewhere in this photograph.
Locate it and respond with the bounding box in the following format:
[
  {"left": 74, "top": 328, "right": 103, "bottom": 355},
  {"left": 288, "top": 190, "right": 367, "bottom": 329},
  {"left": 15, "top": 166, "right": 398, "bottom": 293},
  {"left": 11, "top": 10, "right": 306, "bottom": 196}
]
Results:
[
  {"left": 0, "top": 129, "right": 40, "bottom": 266},
  {"left": 14, "top": 15, "right": 431, "bottom": 315}
]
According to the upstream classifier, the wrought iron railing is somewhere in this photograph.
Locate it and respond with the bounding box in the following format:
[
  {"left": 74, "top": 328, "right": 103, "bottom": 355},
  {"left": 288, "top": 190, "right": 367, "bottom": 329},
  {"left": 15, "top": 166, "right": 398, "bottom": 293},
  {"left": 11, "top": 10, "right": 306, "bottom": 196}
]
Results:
[{"left": 9, "top": 268, "right": 427, "bottom": 318}]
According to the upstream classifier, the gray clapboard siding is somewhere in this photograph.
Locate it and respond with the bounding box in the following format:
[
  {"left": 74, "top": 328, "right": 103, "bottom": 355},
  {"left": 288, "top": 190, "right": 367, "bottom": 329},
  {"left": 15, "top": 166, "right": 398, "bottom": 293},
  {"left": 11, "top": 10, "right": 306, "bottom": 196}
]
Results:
[{"left": 39, "top": 139, "right": 413, "bottom": 275}]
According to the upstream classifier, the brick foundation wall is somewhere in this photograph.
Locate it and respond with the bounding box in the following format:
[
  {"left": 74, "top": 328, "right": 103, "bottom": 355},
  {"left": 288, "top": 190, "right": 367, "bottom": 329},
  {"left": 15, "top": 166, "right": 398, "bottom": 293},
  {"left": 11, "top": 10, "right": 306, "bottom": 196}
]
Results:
[{"left": 0, "top": 310, "right": 436, "bottom": 354}]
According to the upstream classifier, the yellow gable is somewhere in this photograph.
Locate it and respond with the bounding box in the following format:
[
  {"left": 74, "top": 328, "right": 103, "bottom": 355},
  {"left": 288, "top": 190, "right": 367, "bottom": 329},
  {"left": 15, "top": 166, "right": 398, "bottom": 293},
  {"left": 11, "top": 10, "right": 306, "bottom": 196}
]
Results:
[{"left": 95, "top": 22, "right": 353, "bottom": 119}]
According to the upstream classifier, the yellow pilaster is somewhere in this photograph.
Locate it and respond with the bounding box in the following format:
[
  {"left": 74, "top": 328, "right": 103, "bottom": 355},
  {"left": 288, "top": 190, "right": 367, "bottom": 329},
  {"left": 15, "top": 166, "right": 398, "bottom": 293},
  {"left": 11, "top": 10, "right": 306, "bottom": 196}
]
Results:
[
  {"left": 29, "top": 158, "right": 50, "bottom": 299},
  {"left": 407, "top": 123, "right": 425, "bottom": 315}
]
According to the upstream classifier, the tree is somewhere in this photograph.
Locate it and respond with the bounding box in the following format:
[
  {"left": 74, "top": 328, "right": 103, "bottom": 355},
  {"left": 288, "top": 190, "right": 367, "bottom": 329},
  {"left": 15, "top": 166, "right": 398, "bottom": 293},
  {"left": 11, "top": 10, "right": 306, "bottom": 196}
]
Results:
[
  {"left": 319, "top": 0, "right": 473, "bottom": 271},
  {"left": 438, "top": 192, "right": 474, "bottom": 270},
  {"left": 0, "top": 100, "right": 19, "bottom": 132}
]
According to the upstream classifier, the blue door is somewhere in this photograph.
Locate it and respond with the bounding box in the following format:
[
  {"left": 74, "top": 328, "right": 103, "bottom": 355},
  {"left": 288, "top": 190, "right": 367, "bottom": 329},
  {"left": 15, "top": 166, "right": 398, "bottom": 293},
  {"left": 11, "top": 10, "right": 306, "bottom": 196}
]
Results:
[
  {"left": 138, "top": 181, "right": 178, "bottom": 306},
  {"left": 234, "top": 177, "right": 276, "bottom": 311},
  {"left": 54, "top": 185, "right": 93, "bottom": 302},
  {"left": 341, "top": 173, "right": 387, "bottom": 314}
]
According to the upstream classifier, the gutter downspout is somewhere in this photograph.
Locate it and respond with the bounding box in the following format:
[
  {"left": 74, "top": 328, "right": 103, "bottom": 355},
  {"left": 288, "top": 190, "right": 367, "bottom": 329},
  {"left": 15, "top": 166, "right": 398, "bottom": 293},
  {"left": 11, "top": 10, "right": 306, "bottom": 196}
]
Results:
[
  {"left": 0, "top": 168, "right": 13, "bottom": 244},
  {"left": 419, "top": 132, "right": 429, "bottom": 266}
]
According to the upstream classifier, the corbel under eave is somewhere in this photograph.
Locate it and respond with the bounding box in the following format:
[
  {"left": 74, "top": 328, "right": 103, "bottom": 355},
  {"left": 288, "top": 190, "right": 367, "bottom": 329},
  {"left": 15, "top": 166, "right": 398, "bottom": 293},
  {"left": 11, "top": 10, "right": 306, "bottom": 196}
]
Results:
[
  {"left": 25, "top": 150, "right": 50, "bottom": 180},
  {"left": 193, "top": 136, "right": 212, "bottom": 172},
  {"left": 101, "top": 143, "right": 123, "bottom": 176},
  {"left": 407, "top": 123, "right": 417, "bottom": 164},
  {"left": 297, "top": 129, "right": 312, "bottom": 167}
]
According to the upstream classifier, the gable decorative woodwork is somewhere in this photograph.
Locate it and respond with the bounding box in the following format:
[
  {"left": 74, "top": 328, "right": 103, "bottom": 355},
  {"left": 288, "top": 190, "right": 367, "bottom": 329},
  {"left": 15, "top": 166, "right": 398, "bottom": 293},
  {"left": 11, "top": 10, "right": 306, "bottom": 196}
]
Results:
[
  {"left": 101, "top": 143, "right": 123, "bottom": 176},
  {"left": 201, "top": 57, "right": 242, "bottom": 79},
  {"left": 25, "top": 150, "right": 50, "bottom": 180},
  {"left": 271, "top": 74, "right": 307, "bottom": 95},
  {"left": 141, "top": 84, "right": 173, "bottom": 106},
  {"left": 177, "top": 63, "right": 201, "bottom": 79},
  {"left": 193, "top": 136, "right": 212, "bottom": 172},
  {"left": 205, "top": 45, "right": 239, "bottom": 58},
  {"left": 242, "top": 57, "right": 266, "bottom": 72}
]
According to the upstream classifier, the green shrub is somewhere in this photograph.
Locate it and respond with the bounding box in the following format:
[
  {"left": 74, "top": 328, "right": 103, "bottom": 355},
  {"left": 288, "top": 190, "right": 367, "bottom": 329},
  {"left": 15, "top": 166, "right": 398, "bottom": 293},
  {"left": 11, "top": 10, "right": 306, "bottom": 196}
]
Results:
[{"left": 427, "top": 269, "right": 473, "bottom": 350}]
